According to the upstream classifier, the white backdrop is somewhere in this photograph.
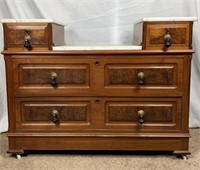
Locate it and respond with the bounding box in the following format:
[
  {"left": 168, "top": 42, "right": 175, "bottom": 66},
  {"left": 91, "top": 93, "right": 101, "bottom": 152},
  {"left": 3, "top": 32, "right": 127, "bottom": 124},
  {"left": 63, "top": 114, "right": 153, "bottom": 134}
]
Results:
[{"left": 0, "top": 0, "right": 200, "bottom": 132}]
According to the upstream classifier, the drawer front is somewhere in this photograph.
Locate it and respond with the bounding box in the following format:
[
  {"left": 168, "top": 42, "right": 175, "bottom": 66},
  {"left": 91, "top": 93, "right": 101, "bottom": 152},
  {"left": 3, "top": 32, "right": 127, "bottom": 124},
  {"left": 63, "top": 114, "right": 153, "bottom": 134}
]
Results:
[
  {"left": 106, "top": 64, "right": 175, "bottom": 86},
  {"left": 103, "top": 57, "right": 183, "bottom": 96},
  {"left": 104, "top": 98, "right": 182, "bottom": 132},
  {"left": 13, "top": 58, "right": 91, "bottom": 95},
  {"left": 13, "top": 56, "right": 184, "bottom": 96},
  {"left": 15, "top": 97, "right": 182, "bottom": 133},
  {"left": 144, "top": 22, "right": 192, "bottom": 50},
  {"left": 15, "top": 98, "right": 93, "bottom": 131},
  {"left": 4, "top": 23, "right": 50, "bottom": 50}
]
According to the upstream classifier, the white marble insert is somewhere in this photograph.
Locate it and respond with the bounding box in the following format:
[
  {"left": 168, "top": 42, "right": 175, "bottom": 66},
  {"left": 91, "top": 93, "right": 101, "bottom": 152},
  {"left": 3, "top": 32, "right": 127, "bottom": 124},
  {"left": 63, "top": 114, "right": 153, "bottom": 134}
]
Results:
[
  {"left": 52, "top": 45, "right": 142, "bottom": 51},
  {"left": 1, "top": 19, "right": 64, "bottom": 25},
  {"left": 139, "top": 17, "right": 198, "bottom": 22}
]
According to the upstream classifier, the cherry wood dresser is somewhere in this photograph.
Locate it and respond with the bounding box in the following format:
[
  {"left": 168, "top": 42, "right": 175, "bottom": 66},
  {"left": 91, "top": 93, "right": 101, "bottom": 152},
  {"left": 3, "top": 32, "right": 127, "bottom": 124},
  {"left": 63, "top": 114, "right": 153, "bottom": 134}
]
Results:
[{"left": 1, "top": 18, "right": 197, "bottom": 159}]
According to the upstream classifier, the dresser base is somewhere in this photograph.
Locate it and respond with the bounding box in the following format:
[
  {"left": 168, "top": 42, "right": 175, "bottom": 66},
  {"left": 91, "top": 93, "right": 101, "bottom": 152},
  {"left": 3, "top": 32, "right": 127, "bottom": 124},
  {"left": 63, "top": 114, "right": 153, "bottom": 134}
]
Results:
[{"left": 7, "top": 134, "right": 190, "bottom": 157}]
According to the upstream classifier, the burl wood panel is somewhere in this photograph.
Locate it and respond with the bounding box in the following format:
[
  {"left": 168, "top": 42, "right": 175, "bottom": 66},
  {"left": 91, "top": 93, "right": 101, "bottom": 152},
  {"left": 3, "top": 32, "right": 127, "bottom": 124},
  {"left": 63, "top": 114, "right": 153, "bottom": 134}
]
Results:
[
  {"left": 4, "top": 24, "right": 49, "bottom": 48},
  {"left": 19, "top": 64, "right": 89, "bottom": 85},
  {"left": 24, "top": 104, "right": 87, "bottom": 121},
  {"left": 9, "top": 27, "right": 46, "bottom": 45},
  {"left": 149, "top": 28, "right": 186, "bottom": 44},
  {"left": 104, "top": 98, "right": 182, "bottom": 132},
  {"left": 108, "top": 103, "right": 172, "bottom": 122},
  {"left": 15, "top": 98, "right": 92, "bottom": 131},
  {"left": 106, "top": 64, "right": 175, "bottom": 86},
  {"left": 144, "top": 22, "right": 192, "bottom": 50}
]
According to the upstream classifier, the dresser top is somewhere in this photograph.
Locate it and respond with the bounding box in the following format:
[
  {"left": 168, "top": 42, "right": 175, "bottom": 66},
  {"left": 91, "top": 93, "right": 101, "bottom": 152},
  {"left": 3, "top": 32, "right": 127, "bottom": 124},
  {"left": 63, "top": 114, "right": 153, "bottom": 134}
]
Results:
[
  {"left": 137, "top": 17, "right": 198, "bottom": 23},
  {"left": 1, "top": 19, "right": 64, "bottom": 25},
  {"left": 52, "top": 45, "right": 142, "bottom": 51}
]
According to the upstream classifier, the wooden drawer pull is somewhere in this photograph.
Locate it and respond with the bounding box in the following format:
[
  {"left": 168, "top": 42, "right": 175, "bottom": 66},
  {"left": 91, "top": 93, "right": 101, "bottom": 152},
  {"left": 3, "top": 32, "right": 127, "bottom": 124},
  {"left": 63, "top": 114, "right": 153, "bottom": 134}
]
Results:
[
  {"left": 138, "top": 110, "right": 145, "bottom": 124},
  {"left": 51, "top": 109, "right": 59, "bottom": 123}
]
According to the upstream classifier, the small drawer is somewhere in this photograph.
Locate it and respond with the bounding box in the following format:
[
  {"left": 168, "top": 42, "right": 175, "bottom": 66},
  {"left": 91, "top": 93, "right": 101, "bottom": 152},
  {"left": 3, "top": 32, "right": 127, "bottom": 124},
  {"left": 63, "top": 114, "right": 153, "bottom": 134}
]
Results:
[
  {"left": 15, "top": 98, "right": 92, "bottom": 131},
  {"left": 134, "top": 19, "right": 195, "bottom": 50},
  {"left": 104, "top": 98, "right": 182, "bottom": 132},
  {"left": 2, "top": 20, "right": 64, "bottom": 51}
]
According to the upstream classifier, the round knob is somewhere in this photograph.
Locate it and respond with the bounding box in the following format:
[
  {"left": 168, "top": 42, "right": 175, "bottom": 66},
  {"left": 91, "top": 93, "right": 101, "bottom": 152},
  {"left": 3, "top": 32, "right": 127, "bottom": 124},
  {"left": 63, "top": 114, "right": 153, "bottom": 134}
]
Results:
[
  {"left": 138, "top": 110, "right": 145, "bottom": 117},
  {"left": 51, "top": 110, "right": 59, "bottom": 123},
  {"left": 138, "top": 110, "right": 145, "bottom": 124},
  {"left": 49, "top": 72, "right": 57, "bottom": 86},
  {"left": 137, "top": 72, "right": 145, "bottom": 85}
]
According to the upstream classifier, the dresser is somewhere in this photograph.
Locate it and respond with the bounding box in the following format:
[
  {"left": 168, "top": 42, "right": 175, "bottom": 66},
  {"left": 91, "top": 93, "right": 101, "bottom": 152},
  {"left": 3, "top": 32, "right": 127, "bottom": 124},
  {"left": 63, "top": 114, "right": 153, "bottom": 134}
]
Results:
[{"left": 1, "top": 18, "right": 197, "bottom": 159}]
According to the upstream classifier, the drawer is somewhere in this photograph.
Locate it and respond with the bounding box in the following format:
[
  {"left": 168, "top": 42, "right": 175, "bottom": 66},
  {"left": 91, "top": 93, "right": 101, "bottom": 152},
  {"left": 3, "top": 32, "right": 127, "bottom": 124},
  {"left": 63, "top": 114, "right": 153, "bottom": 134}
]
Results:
[
  {"left": 3, "top": 21, "right": 64, "bottom": 51},
  {"left": 15, "top": 97, "right": 182, "bottom": 133},
  {"left": 13, "top": 56, "right": 184, "bottom": 97},
  {"left": 15, "top": 97, "right": 94, "bottom": 131},
  {"left": 104, "top": 98, "right": 182, "bottom": 132},
  {"left": 103, "top": 57, "right": 184, "bottom": 97},
  {"left": 134, "top": 21, "right": 193, "bottom": 50},
  {"left": 13, "top": 58, "right": 92, "bottom": 95}
]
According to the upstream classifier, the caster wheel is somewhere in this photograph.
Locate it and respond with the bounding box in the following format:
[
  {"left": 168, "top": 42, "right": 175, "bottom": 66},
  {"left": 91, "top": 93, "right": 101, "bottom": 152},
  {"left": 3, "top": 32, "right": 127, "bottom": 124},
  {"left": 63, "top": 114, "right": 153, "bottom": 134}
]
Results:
[
  {"left": 181, "top": 155, "right": 187, "bottom": 160},
  {"left": 16, "top": 154, "right": 21, "bottom": 159}
]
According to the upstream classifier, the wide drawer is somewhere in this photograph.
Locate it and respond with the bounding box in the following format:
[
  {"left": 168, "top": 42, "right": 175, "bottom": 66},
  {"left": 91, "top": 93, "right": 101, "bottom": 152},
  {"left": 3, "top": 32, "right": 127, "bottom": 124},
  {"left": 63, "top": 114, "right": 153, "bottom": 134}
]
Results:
[
  {"left": 14, "top": 97, "right": 182, "bottom": 133},
  {"left": 12, "top": 56, "right": 184, "bottom": 97}
]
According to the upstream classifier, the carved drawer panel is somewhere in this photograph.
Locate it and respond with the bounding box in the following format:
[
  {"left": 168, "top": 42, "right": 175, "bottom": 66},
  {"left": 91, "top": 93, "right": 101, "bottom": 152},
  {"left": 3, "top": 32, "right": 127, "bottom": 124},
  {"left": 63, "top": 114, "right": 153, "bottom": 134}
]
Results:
[
  {"left": 104, "top": 98, "right": 182, "bottom": 132},
  {"left": 13, "top": 58, "right": 91, "bottom": 95},
  {"left": 21, "top": 65, "right": 88, "bottom": 85},
  {"left": 106, "top": 64, "right": 174, "bottom": 85},
  {"left": 104, "top": 58, "right": 183, "bottom": 96},
  {"left": 15, "top": 98, "right": 92, "bottom": 131}
]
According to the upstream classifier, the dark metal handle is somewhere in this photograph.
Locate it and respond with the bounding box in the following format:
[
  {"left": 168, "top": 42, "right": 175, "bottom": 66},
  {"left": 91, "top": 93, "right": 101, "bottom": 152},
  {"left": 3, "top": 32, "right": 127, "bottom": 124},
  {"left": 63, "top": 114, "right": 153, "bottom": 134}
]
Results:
[
  {"left": 51, "top": 110, "right": 59, "bottom": 123},
  {"left": 49, "top": 72, "right": 57, "bottom": 86},
  {"left": 164, "top": 29, "right": 171, "bottom": 48},
  {"left": 138, "top": 72, "right": 145, "bottom": 85},
  {"left": 138, "top": 110, "right": 145, "bottom": 124},
  {"left": 24, "top": 30, "right": 32, "bottom": 50}
]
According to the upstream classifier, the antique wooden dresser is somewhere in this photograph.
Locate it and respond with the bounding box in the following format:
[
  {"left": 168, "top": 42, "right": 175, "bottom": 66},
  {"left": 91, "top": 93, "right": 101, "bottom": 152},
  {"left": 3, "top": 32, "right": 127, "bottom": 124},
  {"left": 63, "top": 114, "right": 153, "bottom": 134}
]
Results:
[{"left": 1, "top": 18, "right": 197, "bottom": 159}]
